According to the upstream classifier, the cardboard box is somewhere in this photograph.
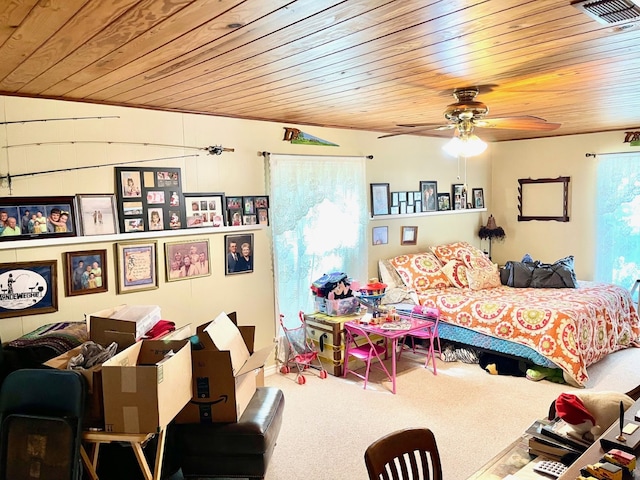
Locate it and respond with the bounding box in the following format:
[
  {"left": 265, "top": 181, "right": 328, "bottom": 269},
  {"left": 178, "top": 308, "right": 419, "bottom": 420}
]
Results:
[
  {"left": 44, "top": 345, "right": 104, "bottom": 428},
  {"left": 88, "top": 304, "right": 161, "bottom": 351},
  {"left": 101, "top": 339, "right": 192, "bottom": 433},
  {"left": 175, "top": 312, "right": 275, "bottom": 424}
]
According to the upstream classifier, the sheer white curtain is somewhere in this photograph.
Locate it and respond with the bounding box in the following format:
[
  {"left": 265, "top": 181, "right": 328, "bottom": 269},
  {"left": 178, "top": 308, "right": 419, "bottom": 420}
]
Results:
[
  {"left": 267, "top": 153, "right": 367, "bottom": 328},
  {"left": 595, "top": 152, "right": 640, "bottom": 288}
]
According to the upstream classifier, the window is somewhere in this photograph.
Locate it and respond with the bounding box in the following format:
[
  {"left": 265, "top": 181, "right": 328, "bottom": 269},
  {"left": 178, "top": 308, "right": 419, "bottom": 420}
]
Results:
[
  {"left": 268, "top": 154, "right": 367, "bottom": 327},
  {"left": 596, "top": 152, "right": 640, "bottom": 289}
]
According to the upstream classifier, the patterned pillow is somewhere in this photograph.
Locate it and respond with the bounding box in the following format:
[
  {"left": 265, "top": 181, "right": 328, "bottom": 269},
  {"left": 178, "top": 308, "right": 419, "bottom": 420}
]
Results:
[
  {"left": 460, "top": 249, "right": 493, "bottom": 270},
  {"left": 440, "top": 259, "right": 469, "bottom": 288},
  {"left": 466, "top": 264, "right": 501, "bottom": 290},
  {"left": 389, "top": 253, "right": 451, "bottom": 292},
  {"left": 430, "top": 241, "right": 484, "bottom": 264},
  {"left": 378, "top": 259, "right": 406, "bottom": 289}
]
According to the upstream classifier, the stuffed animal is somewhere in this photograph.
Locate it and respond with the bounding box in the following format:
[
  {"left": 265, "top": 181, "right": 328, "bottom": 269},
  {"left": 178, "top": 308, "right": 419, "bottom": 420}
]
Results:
[
  {"left": 550, "top": 391, "right": 634, "bottom": 439},
  {"left": 478, "top": 352, "right": 526, "bottom": 377}
]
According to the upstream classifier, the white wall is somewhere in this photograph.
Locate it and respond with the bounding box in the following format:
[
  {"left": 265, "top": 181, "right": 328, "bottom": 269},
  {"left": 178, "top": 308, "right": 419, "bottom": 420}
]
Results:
[
  {"left": 8, "top": 95, "right": 629, "bottom": 347},
  {"left": 490, "top": 132, "right": 640, "bottom": 280},
  {"left": 0, "top": 95, "right": 493, "bottom": 348}
]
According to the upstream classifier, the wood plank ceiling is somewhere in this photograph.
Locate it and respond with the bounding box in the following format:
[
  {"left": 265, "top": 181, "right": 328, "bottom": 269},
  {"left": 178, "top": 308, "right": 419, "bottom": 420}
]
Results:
[{"left": 1, "top": 0, "right": 640, "bottom": 142}]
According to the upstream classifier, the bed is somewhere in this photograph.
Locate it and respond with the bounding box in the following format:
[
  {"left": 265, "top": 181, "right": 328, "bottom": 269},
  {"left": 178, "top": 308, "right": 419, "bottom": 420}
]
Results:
[{"left": 379, "top": 242, "right": 640, "bottom": 387}]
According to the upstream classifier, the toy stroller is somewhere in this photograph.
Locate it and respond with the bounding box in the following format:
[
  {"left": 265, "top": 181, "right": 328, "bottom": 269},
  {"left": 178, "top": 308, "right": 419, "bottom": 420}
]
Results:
[{"left": 278, "top": 312, "right": 328, "bottom": 384}]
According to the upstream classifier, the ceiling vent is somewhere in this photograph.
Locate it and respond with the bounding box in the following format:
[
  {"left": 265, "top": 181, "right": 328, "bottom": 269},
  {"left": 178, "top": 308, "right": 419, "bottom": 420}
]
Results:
[{"left": 571, "top": 0, "right": 640, "bottom": 24}]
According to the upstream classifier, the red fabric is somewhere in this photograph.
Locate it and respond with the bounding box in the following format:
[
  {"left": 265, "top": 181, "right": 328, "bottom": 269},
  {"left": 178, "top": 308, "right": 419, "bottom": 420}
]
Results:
[
  {"left": 555, "top": 393, "right": 595, "bottom": 426},
  {"left": 144, "top": 320, "right": 176, "bottom": 339}
]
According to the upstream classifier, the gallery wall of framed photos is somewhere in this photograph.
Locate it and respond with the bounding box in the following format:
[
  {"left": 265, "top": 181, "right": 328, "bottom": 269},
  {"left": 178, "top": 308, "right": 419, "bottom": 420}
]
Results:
[{"left": 369, "top": 181, "right": 487, "bottom": 219}]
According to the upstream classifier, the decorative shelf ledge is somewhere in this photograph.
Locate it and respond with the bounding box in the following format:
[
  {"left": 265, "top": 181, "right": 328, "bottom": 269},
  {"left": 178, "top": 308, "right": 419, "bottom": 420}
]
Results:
[
  {"left": 370, "top": 208, "right": 486, "bottom": 221},
  {"left": 0, "top": 224, "right": 266, "bottom": 251}
]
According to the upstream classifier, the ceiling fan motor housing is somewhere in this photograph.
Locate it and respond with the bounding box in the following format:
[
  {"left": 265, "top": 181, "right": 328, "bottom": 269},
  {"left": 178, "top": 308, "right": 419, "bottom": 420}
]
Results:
[{"left": 444, "top": 88, "right": 489, "bottom": 121}]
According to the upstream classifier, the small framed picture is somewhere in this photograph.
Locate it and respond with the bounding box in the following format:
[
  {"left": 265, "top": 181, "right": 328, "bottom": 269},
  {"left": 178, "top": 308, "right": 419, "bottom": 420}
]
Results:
[
  {"left": 63, "top": 249, "right": 107, "bottom": 296},
  {"left": 254, "top": 196, "right": 269, "bottom": 209},
  {"left": 115, "top": 241, "right": 158, "bottom": 294},
  {"left": 243, "top": 196, "right": 255, "bottom": 215},
  {"left": 391, "top": 192, "right": 399, "bottom": 207},
  {"left": 401, "top": 226, "right": 418, "bottom": 246},
  {"left": 372, "top": 226, "right": 388, "bottom": 245},
  {"left": 75, "top": 194, "right": 118, "bottom": 236},
  {"left": 452, "top": 184, "right": 466, "bottom": 210},
  {"left": 370, "top": 183, "right": 390, "bottom": 216},
  {"left": 0, "top": 260, "right": 58, "bottom": 318},
  {"left": 225, "top": 233, "right": 254, "bottom": 275},
  {"left": 184, "top": 192, "right": 226, "bottom": 228},
  {"left": 226, "top": 196, "right": 242, "bottom": 210},
  {"left": 119, "top": 170, "right": 142, "bottom": 198},
  {"left": 148, "top": 208, "right": 164, "bottom": 231},
  {"left": 228, "top": 208, "right": 243, "bottom": 226},
  {"left": 437, "top": 193, "right": 451, "bottom": 211},
  {"left": 165, "top": 239, "right": 211, "bottom": 282},
  {"left": 472, "top": 188, "right": 485, "bottom": 208},
  {"left": 257, "top": 208, "right": 269, "bottom": 225},
  {"left": 420, "top": 181, "right": 438, "bottom": 212},
  {"left": 243, "top": 214, "right": 257, "bottom": 225}
]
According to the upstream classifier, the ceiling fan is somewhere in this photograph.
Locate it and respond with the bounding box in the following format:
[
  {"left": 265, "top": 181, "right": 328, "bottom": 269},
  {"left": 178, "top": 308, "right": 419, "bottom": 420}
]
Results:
[{"left": 379, "top": 87, "right": 561, "bottom": 144}]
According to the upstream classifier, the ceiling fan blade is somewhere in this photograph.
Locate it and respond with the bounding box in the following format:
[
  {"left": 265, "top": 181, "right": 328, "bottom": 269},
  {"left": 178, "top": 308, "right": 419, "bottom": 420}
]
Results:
[
  {"left": 396, "top": 123, "right": 454, "bottom": 130},
  {"left": 475, "top": 116, "right": 561, "bottom": 131},
  {"left": 378, "top": 125, "right": 452, "bottom": 139}
]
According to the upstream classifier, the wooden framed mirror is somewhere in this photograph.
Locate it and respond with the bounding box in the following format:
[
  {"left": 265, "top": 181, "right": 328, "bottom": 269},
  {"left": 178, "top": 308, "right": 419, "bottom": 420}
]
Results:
[{"left": 517, "top": 176, "right": 570, "bottom": 222}]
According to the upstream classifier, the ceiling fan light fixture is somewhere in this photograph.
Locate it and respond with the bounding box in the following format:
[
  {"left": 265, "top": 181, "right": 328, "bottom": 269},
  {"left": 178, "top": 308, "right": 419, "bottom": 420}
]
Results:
[{"left": 442, "top": 134, "right": 487, "bottom": 158}]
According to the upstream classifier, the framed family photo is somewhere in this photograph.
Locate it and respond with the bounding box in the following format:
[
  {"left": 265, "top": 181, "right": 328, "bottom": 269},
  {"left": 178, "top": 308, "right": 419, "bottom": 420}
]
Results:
[
  {"left": 472, "top": 188, "right": 485, "bottom": 208},
  {"left": 0, "top": 196, "right": 76, "bottom": 241},
  {"left": 0, "top": 260, "right": 58, "bottom": 318},
  {"left": 452, "top": 184, "right": 466, "bottom": 210},
  {"left": 115, "top": 241, "right": 158, "bottom": 294},
  {"left": 184, "top": 192, "right": 226, "bottom": 228},
  {"left": 437, "top": 193, "right": 451, "bottom": 211},
  {"left": 165, "top": 239, "right": 211, "bottom": 282},
  {"left": 225, "top": 234, "right": 254, "bottom": 275},
  {"left": 75, "top": 194, "right": 118, "bottom": 236},
  {"left": 63, "top": 249, "right": 108, "bottom": 296},
  {"left": 370, "top": 183, "right": 390, "bottom": 216},
  {"left": 420, "top": 181, "right": 438, "bottom": 212}
]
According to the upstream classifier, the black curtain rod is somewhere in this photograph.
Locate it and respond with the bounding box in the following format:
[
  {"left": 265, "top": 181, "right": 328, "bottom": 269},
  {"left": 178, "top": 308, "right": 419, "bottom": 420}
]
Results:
[
  {"left": 585, "top": 151, "right": 640, "bottom": 157},
  {"left": 261, "top": 151, "right": 373, "bottom": 159}
]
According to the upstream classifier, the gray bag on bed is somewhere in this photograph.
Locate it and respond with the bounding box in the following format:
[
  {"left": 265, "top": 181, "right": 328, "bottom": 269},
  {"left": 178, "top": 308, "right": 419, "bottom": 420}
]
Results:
[{"left": 501, "top": 256, "right": 578, "bottom": 288}]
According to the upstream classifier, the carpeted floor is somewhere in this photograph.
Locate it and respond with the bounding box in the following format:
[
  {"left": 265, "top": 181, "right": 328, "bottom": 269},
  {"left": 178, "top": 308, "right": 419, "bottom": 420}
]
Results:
[{"left": 261, "top": 345, "right": 640, "bottom": 480}]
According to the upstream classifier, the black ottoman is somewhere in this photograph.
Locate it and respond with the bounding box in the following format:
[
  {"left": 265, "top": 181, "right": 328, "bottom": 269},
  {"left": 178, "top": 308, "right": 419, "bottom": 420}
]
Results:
[{"left": 172, "top": 386, "right": 285, "bottom": 479}]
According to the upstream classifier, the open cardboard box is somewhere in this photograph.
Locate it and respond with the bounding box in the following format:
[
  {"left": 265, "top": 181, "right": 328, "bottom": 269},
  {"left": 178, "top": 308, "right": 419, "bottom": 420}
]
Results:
[
  {"left": 175, "top": 311, "right": 275, "bottom": 424},
  {"left": 87, "top": 304, "right": 161, "bottom": 351},
  {"left": 101, "top": 339, "right": 192, "bottom": 433},
  {"left": 44, "top": 345, "right": 104, "bottom": 429}
]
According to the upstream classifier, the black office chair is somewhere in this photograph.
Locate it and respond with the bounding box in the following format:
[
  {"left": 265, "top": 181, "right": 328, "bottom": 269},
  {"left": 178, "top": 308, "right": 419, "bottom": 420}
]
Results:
[
  {"left": 364, "top": 428, "right": 443, "bottom": 480},
  {"left": 0, "top": 368, "right": 86, "bottom": 480}
]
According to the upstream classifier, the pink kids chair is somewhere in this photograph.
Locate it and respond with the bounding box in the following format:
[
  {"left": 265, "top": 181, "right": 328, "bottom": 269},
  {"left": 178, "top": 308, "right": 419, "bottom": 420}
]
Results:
[
  {"left": 343, "top": 322, "right": 391, "bottom": 390},
  {"left": 398, "top": 306, "right": 441, "bottom": 374}
]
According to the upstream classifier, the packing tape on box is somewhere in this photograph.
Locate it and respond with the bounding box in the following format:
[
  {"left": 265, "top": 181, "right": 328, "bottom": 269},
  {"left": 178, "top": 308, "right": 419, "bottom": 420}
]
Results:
[
  {"left": 123, "top": 406, "right": 140, "bottom": 433},
  {"left": 121, "top": 366, "right": 138, "bottom": 393}
]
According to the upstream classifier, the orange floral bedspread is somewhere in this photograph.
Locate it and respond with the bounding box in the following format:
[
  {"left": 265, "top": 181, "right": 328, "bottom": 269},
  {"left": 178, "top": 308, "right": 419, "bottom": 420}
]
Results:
[{"left": 415, "top": 281, "right": 640, "bottom": 387}]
